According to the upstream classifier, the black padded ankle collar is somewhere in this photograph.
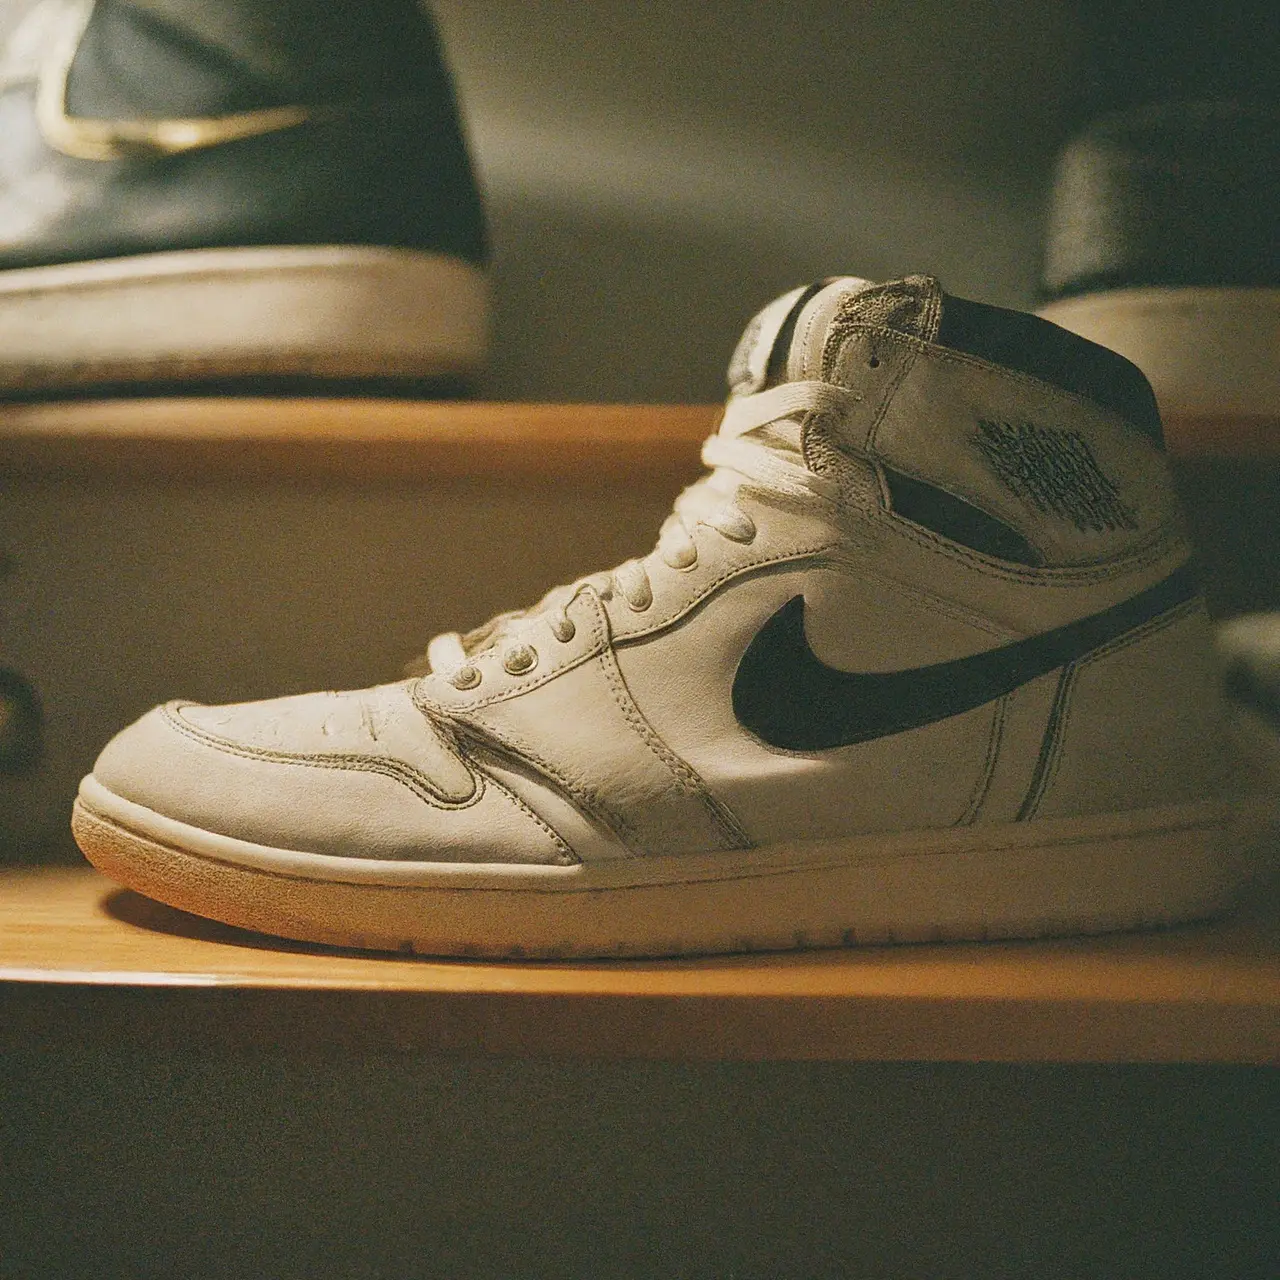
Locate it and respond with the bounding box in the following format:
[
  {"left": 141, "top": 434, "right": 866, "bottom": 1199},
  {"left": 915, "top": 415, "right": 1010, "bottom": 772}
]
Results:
[
  {"left": 831, "top": 277, "right": 1164, "bottom": 447},
  {"left": 936, "top": 294, "right": 1164, "bottom": 448}
]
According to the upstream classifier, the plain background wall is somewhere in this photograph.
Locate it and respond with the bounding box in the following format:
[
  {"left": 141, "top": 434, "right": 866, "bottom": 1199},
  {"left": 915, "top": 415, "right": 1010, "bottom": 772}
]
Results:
[{"left": 429, "top": 0, "right": 1082, "bottom": 401}]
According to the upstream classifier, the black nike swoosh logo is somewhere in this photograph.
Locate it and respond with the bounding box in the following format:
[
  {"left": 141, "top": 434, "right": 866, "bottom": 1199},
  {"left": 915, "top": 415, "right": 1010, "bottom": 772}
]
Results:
[{"left": 732, "top": 565, "right": 1198, "bottom": 751}]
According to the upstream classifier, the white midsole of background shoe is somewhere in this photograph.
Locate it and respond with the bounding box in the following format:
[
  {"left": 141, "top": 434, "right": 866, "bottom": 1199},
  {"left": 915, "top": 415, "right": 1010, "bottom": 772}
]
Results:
[
  {"left": 0, "top": 245, "right": 489, "bottom": 385},
  {"left": 1038, "top": 286, "right": 1280, "bottom": 416},
  {"left": 74, "top": 774, "right": 1253, "bottom": 957}
]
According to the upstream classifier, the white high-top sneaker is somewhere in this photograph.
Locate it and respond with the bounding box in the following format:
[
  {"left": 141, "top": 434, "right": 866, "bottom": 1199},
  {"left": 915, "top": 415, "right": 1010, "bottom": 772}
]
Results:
[{"left": 73, "top": 275, "right": 1252, "bottom": 957}]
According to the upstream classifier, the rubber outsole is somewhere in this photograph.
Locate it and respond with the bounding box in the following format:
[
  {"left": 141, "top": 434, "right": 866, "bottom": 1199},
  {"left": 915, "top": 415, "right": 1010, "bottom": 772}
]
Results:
[
  {"left": 71, "top": 783, "right": 1250, "bottom": 960},
  {"left": 0, "top": 245, "right": 489, "bottom": 392}
]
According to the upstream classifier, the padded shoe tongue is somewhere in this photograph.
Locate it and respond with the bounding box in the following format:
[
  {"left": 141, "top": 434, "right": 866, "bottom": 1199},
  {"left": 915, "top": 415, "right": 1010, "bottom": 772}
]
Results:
[{"left": 725, "top": 277, "right": 874, "bottom": 394}]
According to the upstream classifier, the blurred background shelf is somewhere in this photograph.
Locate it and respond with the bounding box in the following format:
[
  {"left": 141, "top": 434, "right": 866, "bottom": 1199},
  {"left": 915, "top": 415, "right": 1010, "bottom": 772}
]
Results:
[
  {"left": 1, "top": 399, "right": 1278, "bottom": 476},
  {"left": 0, "top": 399, "right": 716, "bottom": 480}
]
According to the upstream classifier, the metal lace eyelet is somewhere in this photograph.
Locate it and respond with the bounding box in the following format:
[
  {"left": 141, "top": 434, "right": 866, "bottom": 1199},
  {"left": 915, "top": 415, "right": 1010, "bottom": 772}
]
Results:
[
  {"left": 551, "top": 617, "right": 576, "bottom": 643},
  {"left": 502, "top": 645, "right": 538, "bottom": 675},
  {"left": 450, "top": 665, "right": 482, "bottom": 691}
]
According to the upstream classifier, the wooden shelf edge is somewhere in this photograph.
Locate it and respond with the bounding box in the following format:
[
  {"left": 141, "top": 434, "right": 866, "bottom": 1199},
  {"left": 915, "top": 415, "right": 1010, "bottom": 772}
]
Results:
[
  {"left": 2, "top": 868, "right": 1277, "bottom": 1063},
  {"left": 3, "top": 402, "right": 1278, "bottom": 480},
  {"left": 0, "top": 399, "right": 718, "bottom": 481}
]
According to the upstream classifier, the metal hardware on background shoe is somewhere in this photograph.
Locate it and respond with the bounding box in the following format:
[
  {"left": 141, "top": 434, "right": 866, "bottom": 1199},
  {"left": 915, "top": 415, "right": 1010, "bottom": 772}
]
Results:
[{"left": 35, "top": 0, "right": 314, "bottom": 160}]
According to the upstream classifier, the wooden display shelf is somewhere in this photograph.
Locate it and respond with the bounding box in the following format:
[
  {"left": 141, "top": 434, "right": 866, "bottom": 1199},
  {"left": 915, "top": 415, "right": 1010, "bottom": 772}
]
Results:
[
  {"left": 0, "top": 399, "right": 716, "bottom": 481},
  {"left": 1, "top": 866, "right": 1276, "bottom": 1063}
]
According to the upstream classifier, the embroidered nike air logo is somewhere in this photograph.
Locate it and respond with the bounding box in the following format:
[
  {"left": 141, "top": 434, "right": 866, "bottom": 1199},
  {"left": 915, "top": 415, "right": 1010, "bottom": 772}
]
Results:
[
  {"left": 974, "top": 419, "right": 1138, "bottom": 533},
  {"left": 732, "top": 565, "right": 1197, "bottom": 751},
  {"left": 34, "top": 0, "right": 314, "bottom": 161}
]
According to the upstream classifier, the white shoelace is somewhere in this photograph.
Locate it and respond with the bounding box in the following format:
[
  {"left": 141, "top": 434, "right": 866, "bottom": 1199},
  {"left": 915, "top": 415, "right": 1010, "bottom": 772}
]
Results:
[{"left": 425, "top": 381, "right": 864, "bottom": 686}]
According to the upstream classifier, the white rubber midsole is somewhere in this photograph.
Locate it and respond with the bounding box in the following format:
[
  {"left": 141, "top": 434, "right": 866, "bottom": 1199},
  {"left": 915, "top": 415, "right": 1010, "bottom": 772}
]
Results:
[
  {"left": 75, "top": 773, "right": 1257, "bottom": 955},
  {"left": 76, "top": 773, "right": 1241, "bottom": 894},
  {"left": 1038, "top": 286, "right": 1280, "bottom": 416},
  {"left": 0, "top": 244, "right": 490, "bottom": 385}
]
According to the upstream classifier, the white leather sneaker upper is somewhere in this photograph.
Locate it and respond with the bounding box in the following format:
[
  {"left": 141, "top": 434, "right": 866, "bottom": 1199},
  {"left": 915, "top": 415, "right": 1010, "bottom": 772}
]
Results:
[{"left": 89, "top": 275, "right": 1233, "bottom": 866}]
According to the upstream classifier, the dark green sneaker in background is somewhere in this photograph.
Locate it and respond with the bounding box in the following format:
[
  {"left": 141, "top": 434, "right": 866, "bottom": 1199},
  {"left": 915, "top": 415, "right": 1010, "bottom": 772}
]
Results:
[
  {"left": 1035, "top": 1, "right": 1278, "bottom": 423},
  {"left": 0, "top": 0, "right": 489, "bottom": 395},
  {"left": 1036, "top": 2, "right": 1280, "bottom": 882},
  {"left": 1038, "top": 99, "right": 1279, "bottom": 423}
]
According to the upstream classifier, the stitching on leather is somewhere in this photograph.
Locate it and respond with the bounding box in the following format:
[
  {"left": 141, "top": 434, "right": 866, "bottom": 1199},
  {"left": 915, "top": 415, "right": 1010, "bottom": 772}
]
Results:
[
  {"left": 1074, "top": 597, "right": 1202, "bottom": 666},
  {"left": 875, "top": 509, "right": 1185, "bottom": 586},
  {"left": 958, "top": 695, "right": 1007, "bottom": 826},
  {"left": 1015, "top": 665, "right": 1078, "bottom": 822},
  {"left": 795, "top": 300, "right": 823, "bottom": 373},
  {"left": 925, "top": 342, "right": 1148, "bottom": 431},
  {"left": 417, "top": 634, "right": 606, "bottom": 713},
  {"left": 864, "top": 336, "right": 921, "bottom": 457},
  {"left": 595, "top": 637, "right": 751, "bottom": 852},
  {"left": 1033, "top": 666, "right": 1077, "bottom": 820},
  {"left": 452, "top": 606, "right": 749, "bottom": 856},
  {"left": 1015, "top": 602, "right": 1201, "bottom": 822},
  {"left": 815, "top": 555, "right": 1023, "bottom": 639},
  {"left": 160, "top": 703, "right": 482, "bottom": 810},
  {"left": 454, "top": 604, "right": 649, "bottom": 851},
  {"left": 836, "top": 325, "right": 1163, "bottom": 440},
  {"left": 463, "top": 757, "right": 579, "bottom": 866},
  {"left": 608, "top": 530, "right": 1187, "bottom": 659},
  {"left": 453, "top": 694, "right": 647, "bottom": 857}
]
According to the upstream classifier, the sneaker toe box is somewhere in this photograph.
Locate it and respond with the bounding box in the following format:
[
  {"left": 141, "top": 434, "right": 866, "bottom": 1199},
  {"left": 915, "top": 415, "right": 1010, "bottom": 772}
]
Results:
[{"left": 86, "top": 686, "right": 572, "bottom": 865}]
